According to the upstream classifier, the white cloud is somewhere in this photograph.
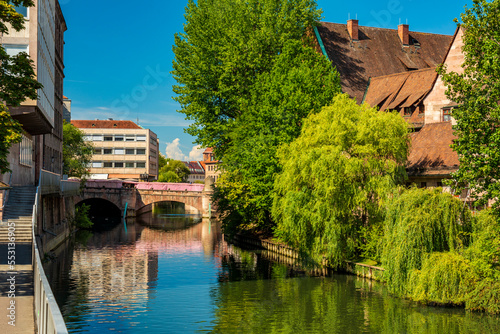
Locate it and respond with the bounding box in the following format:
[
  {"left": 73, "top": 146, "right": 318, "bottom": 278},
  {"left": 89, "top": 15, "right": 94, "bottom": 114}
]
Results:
[
  {"left": 165, "top": 138, "right": 187, "bottom": 160},
  {"left": 188, "top": 145, "right": 204, "bottom": 161},
  {"left": 165, "top": 140, "right": 204, "bottom": 162}
]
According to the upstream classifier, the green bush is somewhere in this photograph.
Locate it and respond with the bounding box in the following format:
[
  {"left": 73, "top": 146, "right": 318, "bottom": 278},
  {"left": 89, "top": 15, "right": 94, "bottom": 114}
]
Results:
[
  {"left": 382, "top": 187, "right": 472, "bottom": 296},
  {"left": 73, "top": 204, "right": 93, "bottom": 229},
  {"left": 409, "top": 251, "right": 470, "bottom": 306}
]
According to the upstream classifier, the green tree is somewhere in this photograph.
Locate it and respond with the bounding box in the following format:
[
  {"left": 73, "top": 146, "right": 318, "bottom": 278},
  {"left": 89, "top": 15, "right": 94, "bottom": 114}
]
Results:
[
  {"left": 172, "top": 0, "right": 323, "bottom": 155},
  {"left": 438, "top": 0, "right": 500, "bottom": 213},
  {"left": 62, "top": 121, "right": 94, "bottom": 178},
  {"left": 217, "top": 40, "right": 341, "bottom": 233},
  {"left": 158, "top": 159, "right": 190, "bottom": 182},
  {"left": 173, "top": 0, "right": 341, "bottom": 232},
  {"left": 272, "top": 94, "right": 410, "bottom": 267},
  {"left": 0, "top": 1, "right": 42, "bottom": 173}
]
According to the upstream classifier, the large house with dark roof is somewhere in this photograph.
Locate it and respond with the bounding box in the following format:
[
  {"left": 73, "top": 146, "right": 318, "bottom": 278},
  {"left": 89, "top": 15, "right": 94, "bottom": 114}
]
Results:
[
  {"left": 358, "top": 26, "right": 466, "bottom": 192},
  {"left": 313, "top": 20, "right": 453, "bottom": 102}
]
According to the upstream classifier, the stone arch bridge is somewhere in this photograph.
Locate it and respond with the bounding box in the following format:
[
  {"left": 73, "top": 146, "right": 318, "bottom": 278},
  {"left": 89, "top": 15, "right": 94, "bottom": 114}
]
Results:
[{"left": 75, "top": 180, "right": 214, "bottom": 218}]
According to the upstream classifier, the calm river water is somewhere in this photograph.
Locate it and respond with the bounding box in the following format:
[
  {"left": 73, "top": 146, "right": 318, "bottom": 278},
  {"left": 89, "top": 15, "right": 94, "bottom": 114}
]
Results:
[{"left": 44, "top": 203, "right": 500, "bottom": 333}]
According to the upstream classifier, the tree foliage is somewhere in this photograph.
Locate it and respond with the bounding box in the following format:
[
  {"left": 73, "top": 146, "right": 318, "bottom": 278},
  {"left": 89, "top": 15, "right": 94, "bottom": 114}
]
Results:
[
  {"left": 157, "top": 159, "right": 190, "bottom": 182},
  {"left": 217, "top": 40, "right": 341, "bottom": 233},
  {"left": 382, "top": 187, "right": 472, "bottom": 297},
  {"left": 437, "top": 0, "right": 500, "bottom": 213},
  {"left": 62, "top": 121, "right": 94, "bottom": 178},
  {"left": 0, "top": 105, "right": 23, "bottom": 173},
  {"left": 272, "top": 94, "right": 410, "bottom": 267},
  {"left": 172, "top": 0, "right": 323, "bottom": 155},
  {"left": 0, "top": 1, "right": 42, "bottom": 173}
]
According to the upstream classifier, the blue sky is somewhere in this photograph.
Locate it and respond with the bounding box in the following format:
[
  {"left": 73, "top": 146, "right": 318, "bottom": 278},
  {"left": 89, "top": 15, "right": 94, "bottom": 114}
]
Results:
[{"left": 60, "top": 0, "right": 467, "bottom": 161}]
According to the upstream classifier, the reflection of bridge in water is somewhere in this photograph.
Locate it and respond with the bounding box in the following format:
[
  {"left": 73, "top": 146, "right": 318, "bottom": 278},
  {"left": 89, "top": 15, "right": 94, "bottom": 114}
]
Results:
[{"left": 76, "top": 180, "right": 215, "bottom": 225}]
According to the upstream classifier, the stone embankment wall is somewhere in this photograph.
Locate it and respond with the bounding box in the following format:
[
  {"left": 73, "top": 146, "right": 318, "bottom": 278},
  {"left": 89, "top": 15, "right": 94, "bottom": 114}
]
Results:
[{"left": 230, "top": 233, "right": 384, "bottom": 279}]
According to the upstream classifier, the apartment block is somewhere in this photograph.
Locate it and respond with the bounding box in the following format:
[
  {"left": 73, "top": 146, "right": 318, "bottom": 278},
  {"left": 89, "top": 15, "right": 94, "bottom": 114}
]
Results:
[
  {"left": 72, "top": 120, "right": 159, "bottom": 181},
  {"left": 0, "top": 0, "right": 67, "bottom": 186}
]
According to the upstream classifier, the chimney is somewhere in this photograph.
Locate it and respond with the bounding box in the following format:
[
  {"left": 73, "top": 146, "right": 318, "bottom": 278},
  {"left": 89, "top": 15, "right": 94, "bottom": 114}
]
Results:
[
  {"left": 347, "top": 19, "right": 359, "bottom": 41},
  {"left": 398, "top": 24, "right": 409, "bottom": 45}
]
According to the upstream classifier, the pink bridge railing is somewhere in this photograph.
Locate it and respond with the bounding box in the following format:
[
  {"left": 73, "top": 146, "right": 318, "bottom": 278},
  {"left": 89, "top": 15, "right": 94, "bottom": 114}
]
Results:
[
  {"left": 85, "top": 180, "right": 204, "bottom": 192},
  {"left": 135, "top": 182, "right": 204, "bottom": 192}
]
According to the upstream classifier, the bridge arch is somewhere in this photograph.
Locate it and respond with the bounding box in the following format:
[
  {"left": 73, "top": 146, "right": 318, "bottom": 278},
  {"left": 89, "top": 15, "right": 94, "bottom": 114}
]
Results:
[
  {"left": 76, "top": 198, "right": 122, "bottom": 229},
  {"left": 137, "top": 200, "right": 201, "bottom": 216}
]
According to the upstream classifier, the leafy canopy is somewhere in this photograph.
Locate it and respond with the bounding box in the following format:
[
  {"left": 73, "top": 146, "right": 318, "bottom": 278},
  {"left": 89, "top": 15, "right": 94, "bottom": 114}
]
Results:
[
  {"left": 438, "top": 0, "right": 500, "bottom": 213},
  {"left": 217, "top": 39, "right": 341, "bottom": 232},
  {"left": 272, "top": 94, "right": 410, "bottom": 266},
  {"left": 158, "top": 159, "right": 190, "bottom": 183},
  {"left": 62, "top": 121, "right": 94, "bottom": 178},
  {"left": 172, "top": 0, "right": 323, "bottom": 155}
]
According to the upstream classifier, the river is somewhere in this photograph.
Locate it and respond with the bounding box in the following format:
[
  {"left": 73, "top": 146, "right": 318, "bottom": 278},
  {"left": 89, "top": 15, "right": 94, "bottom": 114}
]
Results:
[{"left": 44, "top": 203, "right": 500, "bottom": 333}]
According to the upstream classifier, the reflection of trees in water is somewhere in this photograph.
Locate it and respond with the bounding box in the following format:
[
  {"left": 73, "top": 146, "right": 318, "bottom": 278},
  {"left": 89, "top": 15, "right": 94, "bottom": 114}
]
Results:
[
  {"left": 210, "top": 274, "right": 500, "bottom": 333},
  {"left": 137, "top": 202, "right": 203, "bottom": 231}
]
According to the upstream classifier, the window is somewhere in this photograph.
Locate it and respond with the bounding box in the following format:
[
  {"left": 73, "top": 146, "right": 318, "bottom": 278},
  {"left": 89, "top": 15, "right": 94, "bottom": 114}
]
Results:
[
  {"left": 114, "top": 135, "right": 124, "bottom": 141},
  {"left": 125, "top": 162, "right": 135, "bottom": 168},
  {"left": 114, "top": 162, "right": 124, "bottom": 168},
  {"left": 419, "top": 182, "right": 427, "bottom": 188},
  {"left": 437, "top": 181, "right": 443, "bottom": 187},
  {"left": 126, "top": 149, "right": 135, "bottom": 155},
  {"left": 136, "top": 149, "right": 146, "bottom": 155},
  {"left": 419, "top": 105, "right": 425, "bottom": 114},
  {"left": 125, "top": 135, "right": 135, "bottom": 141},
  {"left": 443, "top": 108, "right": 452, "bottom": 122},
  {"left": 94, "top": 148, "right": 102, "bottom": 155},
  {"left": 104, "top": 136, "right": 113, "bottom": 141},
  {"left": 92, "top": 162, "right": 102, "bottom": 168},
  {"left": 136, "top": 162, "right": 146, "bottom": 168},
  {"left": 83, "top": 135, "right": 92, "bottom": 141},
  {"left": 103, "top": 149, "right": 112, "bottom": 155},
  {"left": 114, "top": 148, "right": 125, "bottom": 155},
  {"left": 404, "top": 107, "right": 413, "bottom": 116},
  {"left": 4, "top": 44, "right": 28, "bottom": 57},
  {"left": 136, "top": 135, "right": 146, "bottom": 141},
  {"left": 93, "top": 135, "right": 103, "bottom": 141},
  {"left": 19, "top": 135, "right": 33, "bottom": 167},
  {"left": 103, "top": 162, "right": 113, "bottom": 168}
]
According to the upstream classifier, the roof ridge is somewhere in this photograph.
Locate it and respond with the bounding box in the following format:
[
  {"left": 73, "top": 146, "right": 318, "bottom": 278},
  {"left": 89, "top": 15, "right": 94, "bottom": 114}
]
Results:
[
  {"left": 319, "top": 21, "right": 453, "bottom": 36},
  {"left": 370, "top": 67, "right": 437, "bottom": 81}
]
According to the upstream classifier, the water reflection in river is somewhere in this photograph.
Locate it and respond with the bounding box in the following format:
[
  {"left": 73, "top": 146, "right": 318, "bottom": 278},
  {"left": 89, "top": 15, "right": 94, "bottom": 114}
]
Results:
[{"left": 44, "top": 204, "right": 500, "bottom": 333}]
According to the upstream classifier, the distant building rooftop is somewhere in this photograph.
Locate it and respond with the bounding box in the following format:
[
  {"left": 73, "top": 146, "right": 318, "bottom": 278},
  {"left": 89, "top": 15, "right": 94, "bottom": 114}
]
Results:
[{"left": 71, "top": 120, "right": 142, "bottom": 129}]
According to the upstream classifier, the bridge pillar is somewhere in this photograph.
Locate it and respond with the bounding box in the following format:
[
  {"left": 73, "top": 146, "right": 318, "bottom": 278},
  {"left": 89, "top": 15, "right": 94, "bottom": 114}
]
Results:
[{"left": 202, "top": 177, "right": 215, "bottom": 218}]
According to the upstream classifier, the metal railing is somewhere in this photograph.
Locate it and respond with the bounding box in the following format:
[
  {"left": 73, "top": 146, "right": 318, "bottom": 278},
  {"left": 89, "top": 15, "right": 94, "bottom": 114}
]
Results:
[
  {"left": 32, "top": 170, "right": 69, "bottom": 333},
  {"left": 40, "top": 170, "right": 80, "bottom": 196}
]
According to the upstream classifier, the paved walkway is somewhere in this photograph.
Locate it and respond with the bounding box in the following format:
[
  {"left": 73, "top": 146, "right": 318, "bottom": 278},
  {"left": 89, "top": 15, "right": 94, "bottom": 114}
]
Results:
[{"left": 0, "top": 243, "right": 35, "bottom": 333}]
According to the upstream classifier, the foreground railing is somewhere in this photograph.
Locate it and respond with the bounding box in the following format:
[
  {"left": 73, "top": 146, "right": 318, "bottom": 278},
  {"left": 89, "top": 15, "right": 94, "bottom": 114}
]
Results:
[
  {"left": 32, "top": 170, "right": 69, "bottom": 334},
  {"left": 40, "top": 170, "right": 80, "bottom": 196}
]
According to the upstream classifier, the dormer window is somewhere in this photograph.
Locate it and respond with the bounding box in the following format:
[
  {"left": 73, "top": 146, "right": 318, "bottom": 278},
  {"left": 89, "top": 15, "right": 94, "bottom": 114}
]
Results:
[{"left": 404, "top": 107, "right": 413, "bottom": 116}]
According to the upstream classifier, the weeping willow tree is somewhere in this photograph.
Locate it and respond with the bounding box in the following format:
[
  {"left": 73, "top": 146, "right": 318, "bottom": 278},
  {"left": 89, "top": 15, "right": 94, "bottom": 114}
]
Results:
[
  {"left": 382, "top": 187, "right": 472, "bottom": 297},
  {"left": 272, "top": 94, "right": 410, "bottom": 267}
]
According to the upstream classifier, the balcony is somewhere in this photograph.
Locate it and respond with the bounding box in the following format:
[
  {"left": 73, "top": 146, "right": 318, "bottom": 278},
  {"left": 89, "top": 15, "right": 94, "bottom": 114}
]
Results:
[{"left": 9, "top": 104, "right": 52, "bottom": 135}]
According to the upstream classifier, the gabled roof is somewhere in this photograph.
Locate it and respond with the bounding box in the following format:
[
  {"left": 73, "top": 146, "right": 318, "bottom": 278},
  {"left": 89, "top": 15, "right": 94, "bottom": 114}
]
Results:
[
  {"left": 183, "top": 161, "right": 205, "bottom": 174},
  {"left": 315, "top": 22, "right": 453, "bottom": 102},
  {"left": 363, "top": 68, "right": 438, "bottom": 110},
  {"left": 407, "top": 122, "right": 459, "bottom": 175},
  {"left": 71, "top": 120, "right": 142, "bottom": 129}
]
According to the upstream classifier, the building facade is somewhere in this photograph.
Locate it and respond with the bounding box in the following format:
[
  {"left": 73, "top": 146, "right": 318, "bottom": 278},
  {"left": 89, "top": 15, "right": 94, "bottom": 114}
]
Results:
[
  {"left": 201, "top": 147, "right": 220, "bottom": 183},
  {"left": 183, "top": 161, "right": 205, "bottom": 183},
  {"left": 72, "top": 120, "right": 159, "bottom": 181},
  {"left": 0, "top": 0, "right": 67, "bottom": 186}
]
